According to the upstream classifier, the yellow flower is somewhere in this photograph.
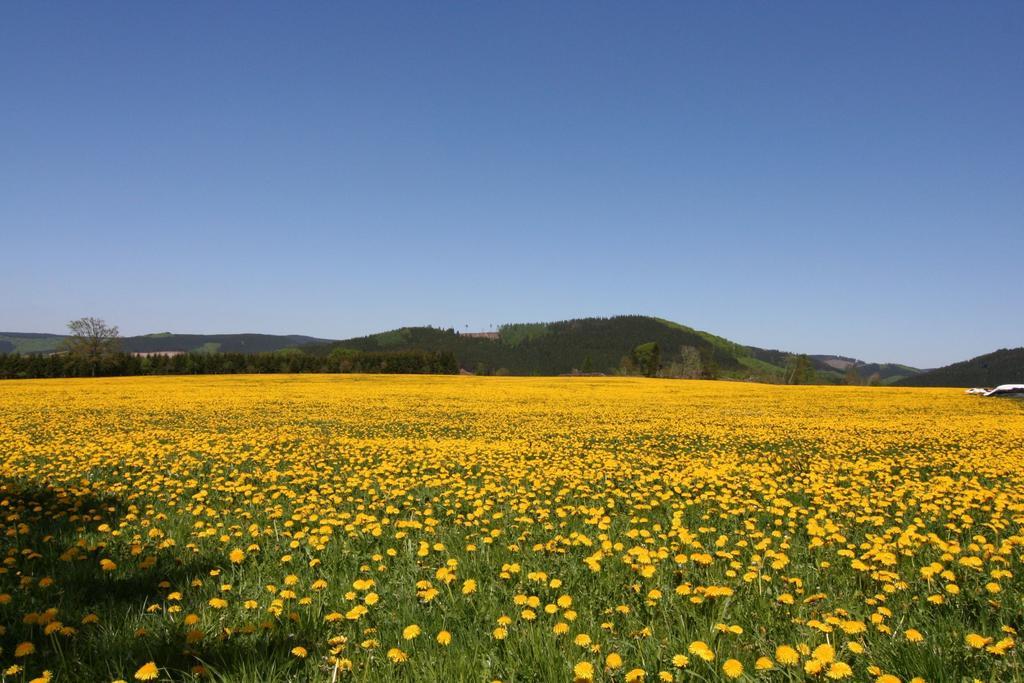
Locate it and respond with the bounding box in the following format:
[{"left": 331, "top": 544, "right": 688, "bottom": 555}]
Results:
[
  {"left": 966, "top": 633, "right": 992, "bottom": 649},
  {"left": 133, "top": 662, "right": 159, "bottom": 681},
  {"left": 840, "top": 620, "right": 866, "bottom": 634},
  {"left": 776, "top": 645, "right": 800, "bottom": 665},
  {"left": 905, "top": 629, "right": 924, "bottom": 643},
  {"left": 573, "top": 661, "right": 594, "bottom": 680},
  {"left": 290, "top": 646, "right": 307, "bottom": 658},
  {"left": 826, "top": 662, "right": 853, "bottom": 679},
  {"left": 403, "top": 624, "right": 421, "bottom": 640},
  {"left": 671, "top": 654, "right": 689, "bottom": 668},
  {"left": 722, "top": 659, "right": 744, "bottom": 678},
  {"left": 625, "top": 669, "right": 645, "bottom": 682},
  {"left": 462, "top": 579, "right": 477, "bottom": 594},
  {"left": 812, "top": 643, "right": 835, "bottom": 662},
  {"left": 606, "top": 652, "right": 623, "bottom": 670},
  {"left": 387, "top": 647, "right": 408, "bottom": 663},
  {"left": 100, "top": 559, "right": 117, "bottom": 572},
  {"left": 437, "top": 630, "right": 452, "bottom": 645},
  {"left": 755, "top": 656, "right": 774, "bottom": 670},
  {"left": 229, "top": 548, "right": 245, "bottom": 563},
  {"left": 688, "top": 641, "right": 714, "bottom": 661},
  {"left": 875, "top": 676, "right": 902, "bottom": 683}
]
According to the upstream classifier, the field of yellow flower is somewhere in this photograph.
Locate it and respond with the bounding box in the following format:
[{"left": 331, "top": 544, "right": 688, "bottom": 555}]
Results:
[{"left": 1, "top": 375, "right": 1022, "bottom": 682}]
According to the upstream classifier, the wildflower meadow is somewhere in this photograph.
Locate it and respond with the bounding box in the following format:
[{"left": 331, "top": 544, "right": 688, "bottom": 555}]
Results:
[{"left": 0, "top": 375, "right": 1021, "bottom": 682}]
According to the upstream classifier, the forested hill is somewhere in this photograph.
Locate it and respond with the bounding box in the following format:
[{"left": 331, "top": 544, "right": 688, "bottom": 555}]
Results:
[
  {"left": 308, "top": 316, "right": 921, "bottom": 382},
  {"left": 0, "top": 332, "right": 330, "bottom": 355},
  {"left": 3, "top": 316, "right": 924, "bottom": 383},
  {"left": 894, "top": 348, "right": 1024, "bottom": 387},
  {"left": 307, "top": 316, "right": 740, "bottom": 377}
]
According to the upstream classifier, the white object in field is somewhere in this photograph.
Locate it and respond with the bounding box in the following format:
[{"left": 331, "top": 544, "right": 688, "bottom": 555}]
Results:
[
  {"left": 983, "top": 384, "right": 1024, "bottom": 397},
  {"left": 965, "top": 388, "right": 989, "bottom": 394}
]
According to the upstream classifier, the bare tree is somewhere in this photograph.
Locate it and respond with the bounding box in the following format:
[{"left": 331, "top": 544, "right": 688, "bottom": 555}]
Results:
[
  {"left": 64, "top": 317, "right": 121, "bottom": 375},
  {"left": 678, "top": 345, "right": 703, "bottom": 379}
]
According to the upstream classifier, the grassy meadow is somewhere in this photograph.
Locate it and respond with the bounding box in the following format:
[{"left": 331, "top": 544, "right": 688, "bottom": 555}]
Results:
[{"left": 0, "top": 375, "right": 1022, "bottom": 682}]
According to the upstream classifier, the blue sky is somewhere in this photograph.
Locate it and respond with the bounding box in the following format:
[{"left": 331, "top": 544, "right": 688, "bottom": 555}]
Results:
[{"left": 2, "top": 2, "right": 1021, "bottom": 367}]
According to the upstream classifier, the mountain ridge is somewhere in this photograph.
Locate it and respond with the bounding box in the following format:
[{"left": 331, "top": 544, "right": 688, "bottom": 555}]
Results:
[
  {"left": 0, "top": 316, "right": 930, "bottom": 383},
  {"left": 894, "top": 347, "right": 1024, "bottom": 388}
]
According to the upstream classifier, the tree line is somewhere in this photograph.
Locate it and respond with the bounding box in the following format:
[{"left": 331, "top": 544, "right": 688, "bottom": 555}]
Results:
[
  {"left": 0, "top": 349, "right": 458, "bottom": 379},
  {"left": 0, "top": 317, "right": 457, "bottom": 379}
]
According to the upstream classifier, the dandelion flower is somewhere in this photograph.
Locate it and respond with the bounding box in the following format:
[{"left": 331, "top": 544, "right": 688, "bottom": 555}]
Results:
[
  {"left": 722, "top": 659, "right": 744, "bottom": 678},
  {"left": 966, "top": 633, "right": 992, "bottom": 649},
  {"left": 133, "top": 662, "right": 159, "bottom": 681},
  {"left": 573, "top": 661, "right": 594, "bottom": 680},
  {"left": 826, "top": 662, "right": 853, "bottom": 679}
]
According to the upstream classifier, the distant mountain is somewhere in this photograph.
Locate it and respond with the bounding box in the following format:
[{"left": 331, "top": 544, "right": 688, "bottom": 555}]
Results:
[
  {"left": 1, "top": 317, "right": 924, "bottom": 383},
  {"left": 306, "top": 316, "right": 921, "bottom": 382},
  {"left": 0, "top": 333, "right": 68, "bottom": 355},
  {"left": 809, "top": 355, "right": 923, "bottom": 385},
  {"left": 305, "top": 316, "right": 741, "bottom": 376},
  {"left": 894, "top": 348, "right": 1024, "bottom": 388},
  {"left": 0, "top": 332, "right": 331, "bottom": 355}
]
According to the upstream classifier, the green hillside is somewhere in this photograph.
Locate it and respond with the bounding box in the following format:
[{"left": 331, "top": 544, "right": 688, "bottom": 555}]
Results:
[
  {"left": 806, "top": 355, "right": 923, "bottom": 385},
  {"left": 894, "top": 348, "right": 1024, "bottom": 388},
  {"left": 308, "top": 316, "right": 740, "bottom": 376},
  {"left": 309, "top": 315, "right": 871, "bottom": 381},
  {"left": 0, "top": 332, "right": 330, "bottom": 355},
  {"left": 0, "top": 333, "right": 67, "bottom": 355},
  {"left": 2, "top": 317, "right": 925, "bottom": 384}
]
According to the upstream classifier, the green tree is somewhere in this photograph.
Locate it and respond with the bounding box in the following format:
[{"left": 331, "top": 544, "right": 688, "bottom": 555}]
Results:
[
  {"left": 632, "top": 342, "right": 660, "bottom": 377},
  {"left": 63, "top": 317, "right": 120, "bottom": 376},
  {"left": 699, "top": 346, "right": 720, "bottom": 379},
  {"left": 581, "top": 356, "right": 594, "bottom": 373},
  {"left": 786, "top": 354, "right": 816, "bottom": 385}
]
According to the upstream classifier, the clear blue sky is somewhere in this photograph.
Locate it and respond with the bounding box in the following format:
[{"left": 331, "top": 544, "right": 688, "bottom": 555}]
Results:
[{"left": 2, "top": 2, "right": 1021, "bottom": 367}]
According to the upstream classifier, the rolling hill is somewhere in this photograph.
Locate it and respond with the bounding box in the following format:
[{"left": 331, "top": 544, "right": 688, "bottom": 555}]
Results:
[
  {"left": 2, "top": 316, "right": 923, "bottom": 383},
  {"left": 0, "top": 332, "right": 331, "bottom": 355},
  {"left": 309, "top": 316, "right": 922, "bottom": 382},
  {"left": 894, "top": 347, "right": 1024, "bottom": 388}
]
